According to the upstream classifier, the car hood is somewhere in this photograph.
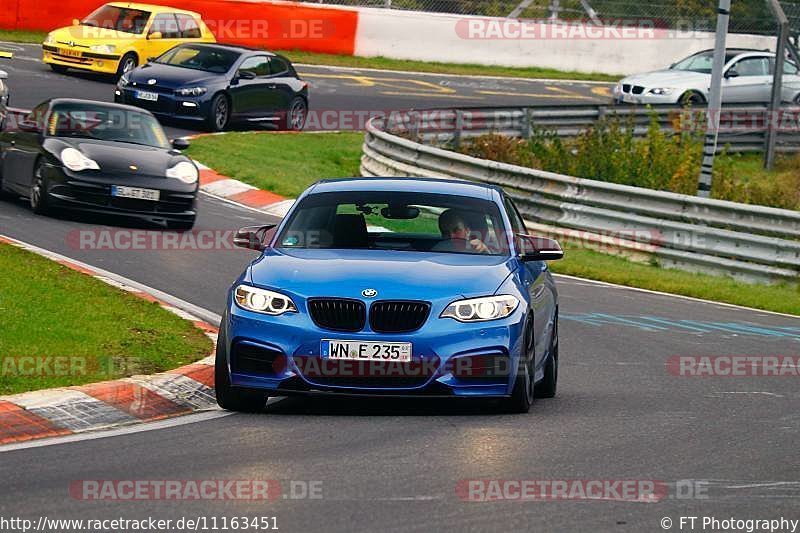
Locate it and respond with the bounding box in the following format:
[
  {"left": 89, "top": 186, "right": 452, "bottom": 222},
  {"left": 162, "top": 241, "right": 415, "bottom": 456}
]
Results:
[
  {"left": 128, "top": 62, "right": 225, "bottom": 88},
  {"left": 247, "top": 248, "right": 517, "bottom": 302},
  {"left": 620, "top": 69, "right": 709, "bottom": 87},
  {"left": 50, "top": 25, "right": 138, "bottom": 47},
  {"left": 45, "top": 137, "right": 185, "bottom": 177}
]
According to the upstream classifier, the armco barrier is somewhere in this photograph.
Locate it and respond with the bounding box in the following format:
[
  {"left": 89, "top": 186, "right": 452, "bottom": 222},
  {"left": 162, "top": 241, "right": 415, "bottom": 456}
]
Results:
[
  {"left": 360, "top": 110, "right": 800, "bottom": 284},
  {"left": 1, "top": 0, "right": 358, "bottom": 55}
]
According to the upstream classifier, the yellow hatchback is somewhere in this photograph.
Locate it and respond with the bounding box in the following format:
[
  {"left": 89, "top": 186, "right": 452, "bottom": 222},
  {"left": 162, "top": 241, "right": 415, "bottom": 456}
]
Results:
[{"left": 42, "top": 2, "right": 216, "bottom": 77}]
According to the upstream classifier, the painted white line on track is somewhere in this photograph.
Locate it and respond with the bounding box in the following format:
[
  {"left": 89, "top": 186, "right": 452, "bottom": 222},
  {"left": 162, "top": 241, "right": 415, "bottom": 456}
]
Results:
[{"left": 553, "top": 273, "right": 800, "bottom": 319}]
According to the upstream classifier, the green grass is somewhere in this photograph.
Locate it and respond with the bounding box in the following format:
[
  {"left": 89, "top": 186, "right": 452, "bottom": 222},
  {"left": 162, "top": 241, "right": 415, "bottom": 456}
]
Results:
[
  {"left": 0, "top": 243, "right": 212, "bottom": 395},
  {"left": 189, "top": 131, "right": 800, "bottom": 316},
  {"left": 0, "top": 28, "right": 618, "bottom": 82},
  {"left": 0, "top": 29, "right": 47, "bottom": 44},
  {"left": 187, "top": 132, "right": 364, "bottom": 198},
  {"left": 284, "top": 50, "right": 620, "bottom": 82}
]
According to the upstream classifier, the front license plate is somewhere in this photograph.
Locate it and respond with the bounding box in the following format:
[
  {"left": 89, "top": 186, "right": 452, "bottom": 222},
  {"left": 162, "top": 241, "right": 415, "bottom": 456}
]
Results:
[
  {"left": 111, "top": 185, "right": 160, "bottom": 201},
  {"left": 135, "top": 90, "right": 159, "bottom": 101},
  {"left": 60, "top": 48, "right": 82, "bottom": 58},
  {"left": 622, "top": 93, "right": 639, "bottom": 104},
  {"left": 322, "top": 340, "right": 412, "bottom": 363}
]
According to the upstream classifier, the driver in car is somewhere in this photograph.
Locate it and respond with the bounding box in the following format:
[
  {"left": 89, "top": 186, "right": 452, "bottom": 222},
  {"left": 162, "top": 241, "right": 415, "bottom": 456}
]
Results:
[{"left": 438, "top": 209, "right": 491, "bottom": 254}]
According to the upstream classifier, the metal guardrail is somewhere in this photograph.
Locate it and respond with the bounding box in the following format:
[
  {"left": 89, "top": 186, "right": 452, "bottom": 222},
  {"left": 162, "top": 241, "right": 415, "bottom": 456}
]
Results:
[
  {"left": 361, "top": 110, "right": 800, "bottom": 284},
  {"left": 379, "top": 104, "right": 800, "bottom": 154}
]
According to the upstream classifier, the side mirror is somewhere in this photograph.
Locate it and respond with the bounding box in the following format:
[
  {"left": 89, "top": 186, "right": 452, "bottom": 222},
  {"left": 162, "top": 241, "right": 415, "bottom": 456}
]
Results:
[
  {"left": 234, "top": 224, "right": 277, "bottom": 251},
  {"left": 517, "top": 234, "right": 564, "bottom": 262},
  {"left": 237, "top": 70, "right": 257, "bottom": 81},
  {"left": 171, "top": 138, "right": 190, "bottom": 150},
  {"left": 146, "top": 56, "right": 156, "bottom": 63},
  {"left": 72, "top": 18, "right": 81, "bottom": 26},
  {"left": 148, "top": 31, "right": 162, "bottom": 40},
  {"left": 724, "top": 68, "right": 739, "bottom": 79},
  {"left": 18, "top": 119, "right": 41, "bottom": 133}
]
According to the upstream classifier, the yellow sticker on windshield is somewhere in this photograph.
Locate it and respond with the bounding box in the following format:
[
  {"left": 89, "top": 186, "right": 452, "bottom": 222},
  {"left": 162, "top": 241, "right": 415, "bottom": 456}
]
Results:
[{"left": 48, "top": 112, "right": 59, "bottom": 136}]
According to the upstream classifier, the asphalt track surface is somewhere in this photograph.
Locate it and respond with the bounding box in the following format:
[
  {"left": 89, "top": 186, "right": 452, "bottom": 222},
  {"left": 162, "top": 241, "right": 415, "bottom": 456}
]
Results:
[{"left": 1, "top": 42, "right": 799, "bottom": 533}]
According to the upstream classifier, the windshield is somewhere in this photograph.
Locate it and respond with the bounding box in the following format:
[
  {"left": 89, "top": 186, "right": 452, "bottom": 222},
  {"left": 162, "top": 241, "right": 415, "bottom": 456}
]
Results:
[
  {"left": 154, "top": 45, "right": 240, "bottom": 73},
  {"left": 47, "top": 103, "right": 170, "bottom": 149},
  {"left": 671, "top": 51, "right": 740, "bottom": 73},
  {"left": 81, "top": 5, "right": 150, "bottom": 35},
  {"left": 277, "top": 191, "right": 509, "bottom": 256}
]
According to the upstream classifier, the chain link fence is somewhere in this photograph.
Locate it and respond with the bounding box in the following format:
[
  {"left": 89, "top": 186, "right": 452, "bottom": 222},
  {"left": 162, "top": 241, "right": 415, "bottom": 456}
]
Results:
[{"left": 300, "top": 0, "right": 800, "bottom": 35}]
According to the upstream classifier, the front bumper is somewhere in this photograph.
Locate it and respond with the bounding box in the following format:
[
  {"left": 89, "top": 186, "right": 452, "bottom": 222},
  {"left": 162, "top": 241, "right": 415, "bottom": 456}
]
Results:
[
  {"left": 222, "top": 296, "right": 527, "bottom": 398},
  {"left": 613, "top": 85, "right": 680, "bottom": 105},
  {"left": 42, "top": 162, "right": 197, "bottom": 224},
  {"left": 42, "top": 45, "right": 121, "bottom": 75},
  {"left": 115, "top": 87, "right": 209, "bottom": 122}
]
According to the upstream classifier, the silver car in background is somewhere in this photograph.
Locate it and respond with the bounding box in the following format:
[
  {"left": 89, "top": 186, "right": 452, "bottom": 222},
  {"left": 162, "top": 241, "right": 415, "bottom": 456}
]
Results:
[{"left": 613, "top": 49, "right": 800, "bottom": 105}]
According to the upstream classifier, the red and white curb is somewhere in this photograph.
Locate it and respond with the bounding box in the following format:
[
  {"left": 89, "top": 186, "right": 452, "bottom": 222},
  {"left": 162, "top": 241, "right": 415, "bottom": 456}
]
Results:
[
  {"left": 0, "top": 235, "right": 221, "bottom": 446},
  {"left": 195, "top": 161, "right": 296, "bottom": 219}
]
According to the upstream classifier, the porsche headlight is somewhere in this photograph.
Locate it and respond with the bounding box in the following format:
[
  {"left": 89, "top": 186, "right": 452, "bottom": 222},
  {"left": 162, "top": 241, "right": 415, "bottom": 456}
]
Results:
[
  {"left": 649, "top": 87, "right": 674, "bottom": 95},
  {"left": 175, "top": 87, "right": 207, "bottom": 96},
  {"left": 61, "top": 148, "right": 100, "bottom": 171},
  {"left": 234, "top": 285, "right": 297, "bottom": 315},
  {"left": 441, "top": 295, "right": 519, "bottom": 323},
  {"left": 90, "top": 44, "right": 116, "bottom": 54},
  {"left": 166, "top": 161, "right": 198, "bottom": 183}
]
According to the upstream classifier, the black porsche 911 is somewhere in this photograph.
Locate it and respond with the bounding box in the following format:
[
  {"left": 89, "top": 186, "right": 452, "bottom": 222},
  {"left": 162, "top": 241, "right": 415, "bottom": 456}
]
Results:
[
  {"left": 115, "top": 43, "right": 309, "bottom": 132},
  {"left": 0, "top": 98, "right": 199, "bottom": 229}
]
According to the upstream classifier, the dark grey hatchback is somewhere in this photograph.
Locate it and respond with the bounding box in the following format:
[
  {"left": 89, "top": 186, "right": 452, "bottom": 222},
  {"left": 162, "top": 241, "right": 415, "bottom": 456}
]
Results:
[{"left": 115, "top": 43, "right": 309, "bottom": 132}]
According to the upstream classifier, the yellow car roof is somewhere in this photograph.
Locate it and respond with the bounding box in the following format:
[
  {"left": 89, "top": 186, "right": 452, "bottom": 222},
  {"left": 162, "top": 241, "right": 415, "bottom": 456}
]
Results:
[{"left": 106, "top": 2, "right": 203, "bottom": 18}]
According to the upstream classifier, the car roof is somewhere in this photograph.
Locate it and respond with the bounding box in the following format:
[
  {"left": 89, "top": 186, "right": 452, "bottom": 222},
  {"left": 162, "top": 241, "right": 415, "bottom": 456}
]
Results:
[
  {"left": 107, "top": 2, "right": 202, "bottom": 17},
  {"left": 182, "top": 42, "right": 277, "bottom": 56},
  {"left": 47, "top": 98, "right": 157, "bottom": 116},
  {"left": 308, "top": 177, "right": 502, "bottom": 200}
]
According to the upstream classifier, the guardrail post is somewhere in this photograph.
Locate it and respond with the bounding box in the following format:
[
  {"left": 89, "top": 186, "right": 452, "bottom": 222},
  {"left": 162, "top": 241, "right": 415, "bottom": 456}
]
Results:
[
  {"left": 765, "top": 0, "right": 790, "bottom": 170},
  {"left": 522, "top": 108, "right": 532, "bottom": 139},
  {"left": 453, "top": 110, "right": 464, "bottom": 149}
]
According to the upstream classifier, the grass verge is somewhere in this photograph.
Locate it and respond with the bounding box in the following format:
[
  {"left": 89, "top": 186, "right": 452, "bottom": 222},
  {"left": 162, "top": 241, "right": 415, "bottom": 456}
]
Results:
[
  {"left": 0, "top": 29, "right": 618, "bottom": 82},
  {"left": 189, "top": 131, "right": 799, "bottom": 316},
  {"left": 0, "top": 242, "right": 212, "bottom": 395},
  {"left": 187, "top": 131, "right": 364, "bottom": 198}
]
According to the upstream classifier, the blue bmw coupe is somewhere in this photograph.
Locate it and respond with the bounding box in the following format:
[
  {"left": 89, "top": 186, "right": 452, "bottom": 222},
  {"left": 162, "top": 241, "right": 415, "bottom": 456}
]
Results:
[{"left": 216, "top": 178, "right": 563, "bottom": 413}]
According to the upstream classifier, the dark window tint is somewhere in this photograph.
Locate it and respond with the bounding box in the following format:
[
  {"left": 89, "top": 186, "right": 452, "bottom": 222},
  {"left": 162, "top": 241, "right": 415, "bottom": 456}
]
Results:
[
  {"left": 176, "top": 14, "right": 202, "bottom": 39},
  {"left": 270, "top": 57, "right": 289, "bottom": 76},
  {"left": 150, "top": 13, "right": 181, "bottom": 39},
  {"left": 239, "top": 56, "right": 270, "bottom": 77}
]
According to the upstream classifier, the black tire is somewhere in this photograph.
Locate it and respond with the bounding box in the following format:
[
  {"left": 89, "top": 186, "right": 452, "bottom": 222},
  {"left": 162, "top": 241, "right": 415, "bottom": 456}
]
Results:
[
  {"left": 679, "top": 91, "right": 705, "bottom": 107},
  {"left": 279, "top": 97, "right": 307, "bottom": 131},
  {"left": 535, "top": 313, "right": 558, "bottom": 399},
  {"left": 49, "top": 64, "right": 69, "bottom": 74},
  {"left": 214, "top": 323, "right": 267, "bottom": 412},
  {"left": 30, "top": 160, "right": 51, "bottom": 215},
  {"left": 116, "top": 53, "right": 138, "bottom": 79},
  {"left": 502, "top": 317, "right": 535, "bottom": 414},
  {"left": 206, "top": 93, "right": 230, "bottom": 132}
]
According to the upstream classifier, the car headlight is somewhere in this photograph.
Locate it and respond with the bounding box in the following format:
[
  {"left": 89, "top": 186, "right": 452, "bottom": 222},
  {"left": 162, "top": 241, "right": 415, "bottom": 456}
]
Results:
[
  {"left": 61, "top": 148, "right": 100, "bottom": 171},
  {"left": 90, "top": 44, "right": 116, "bottom": 54},
  {"left": 165, "top": 161, "right": 198, "bottom": 183},
  {"left": 649, "top": 87, "right": 674, "bottom": 95},
  {"left": 175, "top": 87, "right": 207, "bottom": 96},
  {"left": 44, "top": 33, "right": 55, "bottom": 45},
  {"left": 234, "top": 285, "right": 297, "bottom": 315},
  {"left": 441, "top": 295, "right": 519, "bottom": 323}
]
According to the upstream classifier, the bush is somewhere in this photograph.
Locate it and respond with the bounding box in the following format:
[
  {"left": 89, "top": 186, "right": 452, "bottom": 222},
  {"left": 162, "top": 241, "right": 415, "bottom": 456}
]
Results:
[{"left": 457, "top": 114, "right": 800, "bottom": 211}]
